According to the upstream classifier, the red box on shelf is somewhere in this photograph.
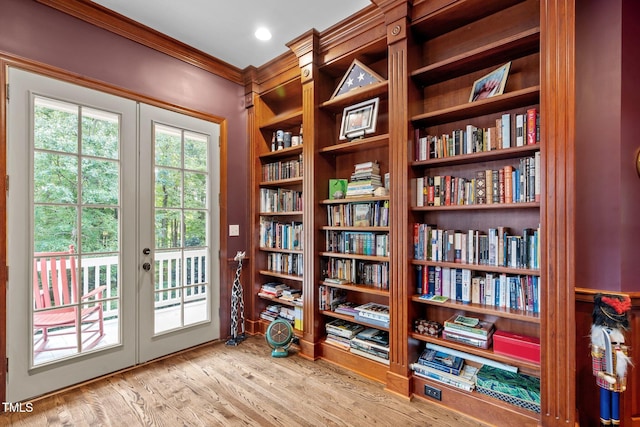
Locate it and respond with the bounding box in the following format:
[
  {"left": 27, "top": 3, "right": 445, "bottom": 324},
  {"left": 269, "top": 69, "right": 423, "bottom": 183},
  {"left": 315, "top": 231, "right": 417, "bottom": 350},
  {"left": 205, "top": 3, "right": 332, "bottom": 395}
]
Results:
[{"left": 493, "top": 331, "right": 540, "bottom": 364}]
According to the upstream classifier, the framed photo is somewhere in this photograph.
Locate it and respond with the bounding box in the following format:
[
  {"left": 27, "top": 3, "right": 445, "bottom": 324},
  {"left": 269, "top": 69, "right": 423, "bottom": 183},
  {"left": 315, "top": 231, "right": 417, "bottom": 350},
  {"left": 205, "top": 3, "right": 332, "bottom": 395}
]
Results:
[
  {"left": 469, "top": 62, "right": 511, "bottom": 102},
  {"left": 339, "top": 97, "right": 379, "bottom": 140}
]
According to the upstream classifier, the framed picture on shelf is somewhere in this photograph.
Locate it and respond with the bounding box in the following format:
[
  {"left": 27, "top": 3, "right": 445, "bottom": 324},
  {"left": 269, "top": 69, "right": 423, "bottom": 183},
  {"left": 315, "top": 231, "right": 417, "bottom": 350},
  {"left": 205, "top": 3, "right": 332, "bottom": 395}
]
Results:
[
  {"left": 469, "top": 62, "right": 511, "bottom": 102},
  {"left": 339, "top": 97, "right": 379, "bottom": 140}
]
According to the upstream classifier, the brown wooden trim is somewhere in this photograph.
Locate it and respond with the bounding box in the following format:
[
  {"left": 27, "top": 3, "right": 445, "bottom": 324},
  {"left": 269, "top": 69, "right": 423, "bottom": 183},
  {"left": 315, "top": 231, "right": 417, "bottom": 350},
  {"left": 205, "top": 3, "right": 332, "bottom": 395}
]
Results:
[
  {"left": 575, "top": 288, "right": 640, "bottom": 305},
  {"left": 35, "top": 0, "right": 243, "bottom": 85}
]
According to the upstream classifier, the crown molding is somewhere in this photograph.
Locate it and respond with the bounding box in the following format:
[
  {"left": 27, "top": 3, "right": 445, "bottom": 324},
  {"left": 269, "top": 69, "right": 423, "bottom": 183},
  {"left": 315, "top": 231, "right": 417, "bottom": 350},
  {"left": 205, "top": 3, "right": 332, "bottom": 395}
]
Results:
[{"left": 36, "top": 0, "right": 243, "bottom": 85}]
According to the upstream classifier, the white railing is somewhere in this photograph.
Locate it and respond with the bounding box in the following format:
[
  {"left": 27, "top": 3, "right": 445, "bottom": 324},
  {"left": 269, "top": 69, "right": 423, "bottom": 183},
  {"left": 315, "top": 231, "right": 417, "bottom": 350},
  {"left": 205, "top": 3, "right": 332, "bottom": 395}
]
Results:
[{"left": 78, "top": 249, "right": 208, "bottom": 318}]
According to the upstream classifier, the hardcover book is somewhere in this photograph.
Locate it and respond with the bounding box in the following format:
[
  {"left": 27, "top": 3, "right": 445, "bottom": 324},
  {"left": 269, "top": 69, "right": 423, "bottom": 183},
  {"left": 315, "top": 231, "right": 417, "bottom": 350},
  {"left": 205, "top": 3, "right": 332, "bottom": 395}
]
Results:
[
  {"left": 444, "top": 314, "right": 495, "bottom": 337},
  {"left": 417, "top": 348, "right": 465, "bottom": 376}
]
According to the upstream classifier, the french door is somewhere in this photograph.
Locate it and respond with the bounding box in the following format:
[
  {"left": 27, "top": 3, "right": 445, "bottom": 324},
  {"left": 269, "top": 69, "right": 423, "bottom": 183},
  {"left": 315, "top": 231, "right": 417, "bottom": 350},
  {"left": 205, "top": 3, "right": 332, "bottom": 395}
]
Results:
[{"left": 6, "top": 68, "right": 220, "bottom": 402}]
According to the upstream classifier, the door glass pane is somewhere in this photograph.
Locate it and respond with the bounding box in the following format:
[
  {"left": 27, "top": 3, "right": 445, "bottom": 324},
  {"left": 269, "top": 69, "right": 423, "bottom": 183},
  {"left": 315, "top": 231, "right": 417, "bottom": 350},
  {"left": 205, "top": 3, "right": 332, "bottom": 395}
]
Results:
[
  {"left": 153, "top": 123, "right": 210, "bottom": 334},
  {"left": 32, "top": 96, "right": 121, "bottom": 366}
]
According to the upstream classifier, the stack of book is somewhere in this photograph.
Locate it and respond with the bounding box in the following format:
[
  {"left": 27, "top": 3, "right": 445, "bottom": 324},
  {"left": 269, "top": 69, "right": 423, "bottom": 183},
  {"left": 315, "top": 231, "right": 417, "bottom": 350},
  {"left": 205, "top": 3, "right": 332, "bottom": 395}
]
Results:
[
  {"left": 279, "top": 288, "right": 302, "bottom": 303},
  {"left": 442, "top": 314, "right": 495, "bottom": 349},
  {"left": 411, "top": 348, "right": 478, "bottom": 391},
  {"left": 350, "top": 328, "right": 390, "bottom": 365},
  {"left": 354, "top": 302, "right": 390, "bottom": 328},
  {"left": 325, "top": 318, "right": 364, "bottom": 350},
  {"left": 333, "top": 301, "right": 359, "bottom": 317},
  {"left": 346, "top": 161, "right": 382, "bottom": 197},
  {"left": 258, "top": 282, "right": 289, "bottom": 299}
]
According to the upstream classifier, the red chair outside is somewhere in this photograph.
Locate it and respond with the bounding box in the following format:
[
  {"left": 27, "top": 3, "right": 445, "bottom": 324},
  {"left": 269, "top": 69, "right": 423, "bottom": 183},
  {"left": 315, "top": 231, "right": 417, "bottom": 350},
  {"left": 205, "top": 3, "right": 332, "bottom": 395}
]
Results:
[{"left": 33, "top": 245, "right": 106, "bottom": 354}]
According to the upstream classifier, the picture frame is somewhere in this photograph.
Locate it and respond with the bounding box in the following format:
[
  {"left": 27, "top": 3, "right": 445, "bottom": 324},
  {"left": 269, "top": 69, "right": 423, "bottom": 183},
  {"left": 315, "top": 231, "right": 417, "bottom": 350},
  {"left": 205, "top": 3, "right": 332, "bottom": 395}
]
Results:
[
  {"left": 469, "top": 62, "right": 511, "bottom": 102},
  {"left": 339, "top": 97, "right": 379, "bottom": 140},
  {"left": 330, "top": 59, "right": 385, "bottom": 100}
]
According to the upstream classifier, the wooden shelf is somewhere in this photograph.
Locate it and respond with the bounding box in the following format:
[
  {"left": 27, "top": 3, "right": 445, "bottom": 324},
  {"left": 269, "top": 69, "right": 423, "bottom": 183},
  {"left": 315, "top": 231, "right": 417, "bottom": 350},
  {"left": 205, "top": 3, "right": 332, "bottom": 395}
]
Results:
[
  {"left": 411, "top": 86, "right": 540, "bottom": 127},
  {"left": 410, "top": 295, "right": 540, "bottom": 323},
  {"left": 320, "top": 280, "right": 389, "bottom": 297},
  {"left": 259, "top": 177, "right": 303, "bottom": 187},
  {"left": 411, "top": 28, "right": 540, "bottom": 86},
  {"left": 320, "top": 252, "right": 389, "bottom": 262},
  {"left": 257, "top": 293, "right": 302, "bottom": 308},
  {"left": 259, "top": 210, "right": 303, "bottom": 216},
  {"left": 320, "top": 341, "right": 388, "bottom": 384},
  {"left": 259, "top": 145, "right": 303, "bottom": 160},
  {"left": 411, "top": 144, "right": 540, "bottom": 167},
  {"left": 259, "top": 109, "right": 303, "bottom": 131},
  {"left": 322, "top": 310, "right": 389, "bottom": 331},
  {"left": 321, "top": 195, "right": 389, "bottom": 205},
  {"left": 412, "top": 202, "right": 540, "bottom": 212},
  {"left": 320, "top": 81, "right": 388, "bottom": 112},
  {"left": 319, "top": 133, "right": 389, "bottom": 155},
  {"left": 410, "top": 259, "right": 540, "bottom": 277},
  {"left": 321, "top": 226, "right": 389, "bottom": 232},
  {"left": 259, "top": 247, "right": 303, "bottom": 255},
  {"left": 258, "top": 270, "right": 303, "bottom": 282}
]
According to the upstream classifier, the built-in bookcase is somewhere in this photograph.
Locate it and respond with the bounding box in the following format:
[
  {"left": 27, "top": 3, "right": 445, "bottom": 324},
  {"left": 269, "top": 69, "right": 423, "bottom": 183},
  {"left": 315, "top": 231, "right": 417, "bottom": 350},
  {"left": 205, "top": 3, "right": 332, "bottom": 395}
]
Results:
[
  {"left": 407, "top": 1, "right": 542, "bottom": 424},
  {"left": 249, "top": 77, "right": 305, "bottom": 336}
]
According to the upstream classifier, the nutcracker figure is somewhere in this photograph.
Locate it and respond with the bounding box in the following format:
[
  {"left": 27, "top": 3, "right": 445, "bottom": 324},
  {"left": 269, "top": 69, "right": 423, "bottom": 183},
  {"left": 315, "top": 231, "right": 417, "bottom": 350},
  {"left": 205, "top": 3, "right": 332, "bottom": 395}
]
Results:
[{"left": 591, "top": 293, "right": 633, "bottom": 426}]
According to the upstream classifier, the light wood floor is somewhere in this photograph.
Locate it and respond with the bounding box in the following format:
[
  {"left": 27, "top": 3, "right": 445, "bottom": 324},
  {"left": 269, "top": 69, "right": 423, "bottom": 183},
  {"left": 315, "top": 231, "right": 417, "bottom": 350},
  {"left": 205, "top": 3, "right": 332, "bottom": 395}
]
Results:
[{"left": 2, "top": 336, "right": 490, "bottom": 427}]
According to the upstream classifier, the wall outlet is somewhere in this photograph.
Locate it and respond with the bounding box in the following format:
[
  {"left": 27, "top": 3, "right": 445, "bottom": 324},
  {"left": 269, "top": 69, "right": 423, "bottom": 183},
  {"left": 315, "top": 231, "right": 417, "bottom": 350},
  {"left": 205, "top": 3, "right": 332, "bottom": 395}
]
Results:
[
  {"left": 424, "top": 384, "right": 442, "bottom": 401},
  {"left": 229, "top": 224, "right": 240, "bottom": 236}
]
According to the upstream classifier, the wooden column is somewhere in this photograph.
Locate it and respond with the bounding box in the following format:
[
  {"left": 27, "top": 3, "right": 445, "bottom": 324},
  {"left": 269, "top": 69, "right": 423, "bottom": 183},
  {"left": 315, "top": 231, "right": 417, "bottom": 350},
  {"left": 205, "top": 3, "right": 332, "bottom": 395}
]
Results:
[{"left": 539, "top": 0, "right": 577, "bottom": 424}]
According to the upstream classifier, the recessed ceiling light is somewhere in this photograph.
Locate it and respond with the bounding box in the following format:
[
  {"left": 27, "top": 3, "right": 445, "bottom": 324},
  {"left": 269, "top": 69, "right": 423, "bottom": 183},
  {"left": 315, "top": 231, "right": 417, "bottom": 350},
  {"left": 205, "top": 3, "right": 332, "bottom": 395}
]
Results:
[{"left": 255, "top": 27, "right": 272, "bottom": 41}]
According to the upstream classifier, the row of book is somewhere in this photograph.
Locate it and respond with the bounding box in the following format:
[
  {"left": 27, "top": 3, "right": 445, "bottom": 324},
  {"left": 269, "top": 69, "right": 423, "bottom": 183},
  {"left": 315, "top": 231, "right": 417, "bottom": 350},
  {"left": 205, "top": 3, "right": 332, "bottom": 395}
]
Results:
[
  {"left": 266, "top": 252, "right": 303, "bottom": 276},
  {"left": 261, "top": 154, "right": 303, "bottom": 182},
  {"left": 415, "top": 154, "right": 541, "bottom": 207},
  {"left": 259, "top": 188, "right": 303, "bottom": 213},
  {"left": 417, "top": 266, "right": 541, "bottom": 313},
  {"left": 413, "top": 224, "right": 541, "bottom": 270},
  {"left": 325, "top": 230, "right": 389, "bottom": 257},
  {"left": 325, "top": 319, "right": 390, "bottom": 365},
  {"left": 346, "top": 161, "right": 382, "bottom": 197},
  {"left": 414, "top": 108, "right": 539, "bottom": 161},
  {"left": 326, "top": 200, "right": 389, "bottom": 228},
  {"left": 259, "top": 218, "right": 303, "bottom": 251},
  {"left": 321, "top": 257, "right": 390, "bottom": 289},
  {"left": 259, "top": 303, "right": 303, "bottom": 331}
]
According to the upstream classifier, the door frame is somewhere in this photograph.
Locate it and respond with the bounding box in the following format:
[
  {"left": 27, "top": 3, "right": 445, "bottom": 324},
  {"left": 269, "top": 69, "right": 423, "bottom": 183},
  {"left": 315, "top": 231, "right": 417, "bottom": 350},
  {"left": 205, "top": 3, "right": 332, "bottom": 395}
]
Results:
[{"left": 0, "top": 57, "right": 229, "bottom": 403}]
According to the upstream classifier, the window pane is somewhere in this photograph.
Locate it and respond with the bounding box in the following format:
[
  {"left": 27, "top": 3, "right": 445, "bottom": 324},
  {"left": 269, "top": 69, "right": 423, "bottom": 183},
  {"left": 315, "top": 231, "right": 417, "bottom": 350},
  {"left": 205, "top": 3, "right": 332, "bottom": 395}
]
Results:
[
  {"left": 155, "top": 210, "right": 182, "bottom": 249},
  {"left": 34, "top": 152, "right": 78, "bottom": 204},
  {"left": 155, "top": 168, "right": 182, "bottom": 208},
  {"left": 81, "top": 254, "right": 119, "bottom": 299},
  {"left": 154, "top": 124, "right": 181, "bottom": 168},
  {"left": 81, "top": 207, "right": 119, "bottom": 253},
  {"left": 82, "top": 158, "right": 119, "bottom": 205},
  {"left": 82, "top": 107, "right": 119, "bottom": 159},
  {"left": 34, "top": 97, "right": 78, "bottom": 153},
  {"left": 183, "top": 171, "right": 206, "bottom": 209},
  {"left": 184, "top": 132, "right": 208, "bottom": 171},
  {"left": 34, "top": 206, "right": 77, "bottom": 253},
  {"left": 184, "top": 210, "right": 206, "bottom": 248}
]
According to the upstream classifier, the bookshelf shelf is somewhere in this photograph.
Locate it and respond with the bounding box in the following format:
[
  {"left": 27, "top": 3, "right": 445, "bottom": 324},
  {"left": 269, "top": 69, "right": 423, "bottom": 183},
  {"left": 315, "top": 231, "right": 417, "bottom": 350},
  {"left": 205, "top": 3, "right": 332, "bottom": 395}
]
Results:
[
  {"left": 259, "top": 145, "right": 303, "bottom": 160},
  {"left": 411, "top": 86, "right": 540, "bottom": 127},
  {"left": 411, "top": 144, "right": 540, "bottom": 167},
  {"left": 320, "top": 341, "right": 388, "bottom": 383},
  {"left": 320, "top": 281, "right": 389, "bottom": 297},
  {"left": 321, "top": 195, "right": 389, "bottom": 205},
  {"left": 259, "top": 270, "right": 303, "bottom": 282},
  {"left": 259, "top": 210, "right": 303, "bottom": 216},
  {"left": 259, "top": 109, "right": 303, "bottom": 131},
  {"left": 320, "top": 252, "right": 389, "bottom": 262},
  {"left": 259, "top": 247, "right": 303, "bottom": 255},
  {"left": 320, "top": 81, "right": 388, "bottom": 112},
  {"left": 319, "top": 134, "right": 389, "bottom": 155},
  {"left": 410, "top": 295, "right": 540, "bottom": 323},
  {"left": 321, "top": 226, "right": 390, "bottom": 232},
  {"left": 259, "top": 177, "right": 303, "bottom": 187},
  {"left": 257, "top": 294, "right": 302, "bottom": 308},
  {"left": 412, "top": 202, "right": 539, "bottom": 212},
  {"left": 410, "top": 259, "right": 540, "bottom": 277},
  {"left": 322, "top": 310, "right": 389, "bottom": 332}
]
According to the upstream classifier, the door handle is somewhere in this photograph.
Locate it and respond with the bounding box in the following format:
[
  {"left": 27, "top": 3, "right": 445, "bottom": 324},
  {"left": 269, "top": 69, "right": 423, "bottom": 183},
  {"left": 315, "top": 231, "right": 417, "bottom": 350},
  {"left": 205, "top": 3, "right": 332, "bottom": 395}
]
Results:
[
  {"left": 143, "top": 262, "right": 151, "bottom": 271},
  {"left": 143, "top": 248, "right": 151, "bottom": 255}
]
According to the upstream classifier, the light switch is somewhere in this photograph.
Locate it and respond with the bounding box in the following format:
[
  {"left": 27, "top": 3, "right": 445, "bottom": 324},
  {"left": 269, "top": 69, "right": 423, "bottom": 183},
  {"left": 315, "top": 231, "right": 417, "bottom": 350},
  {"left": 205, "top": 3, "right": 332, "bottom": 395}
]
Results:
[{"left": 229, "top": 224, "right": 240, "bottom": 236}]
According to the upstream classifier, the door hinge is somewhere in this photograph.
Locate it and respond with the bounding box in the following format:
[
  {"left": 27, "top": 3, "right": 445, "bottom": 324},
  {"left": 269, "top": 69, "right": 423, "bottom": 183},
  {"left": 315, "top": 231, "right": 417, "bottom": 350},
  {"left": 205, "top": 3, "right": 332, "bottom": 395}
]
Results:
[
  {"left": 6, "top": 358, "right": 8, "bottom": 373},
  {"left": 6, "top": 175, "right": 8, "bottom": 192},
  {"left": 5, "top": 83, "right": 9, "bottom": 102},
  {"left": 218, "top": 135, "right": 221, "bottom": 147}
]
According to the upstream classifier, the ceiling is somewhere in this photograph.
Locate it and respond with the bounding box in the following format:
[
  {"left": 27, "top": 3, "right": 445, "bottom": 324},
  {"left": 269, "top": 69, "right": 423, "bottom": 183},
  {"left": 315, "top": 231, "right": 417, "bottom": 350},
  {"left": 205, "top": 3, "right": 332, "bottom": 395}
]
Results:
[{"left": 91, "top": 0, "right": 373, "bottom": 70}]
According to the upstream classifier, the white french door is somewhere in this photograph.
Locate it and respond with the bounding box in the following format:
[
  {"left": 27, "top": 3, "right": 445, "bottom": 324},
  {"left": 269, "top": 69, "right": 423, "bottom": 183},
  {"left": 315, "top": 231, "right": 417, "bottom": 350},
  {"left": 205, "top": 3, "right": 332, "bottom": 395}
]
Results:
[{"left": 6, "top": 68, "right": 220, "bottom": 402}]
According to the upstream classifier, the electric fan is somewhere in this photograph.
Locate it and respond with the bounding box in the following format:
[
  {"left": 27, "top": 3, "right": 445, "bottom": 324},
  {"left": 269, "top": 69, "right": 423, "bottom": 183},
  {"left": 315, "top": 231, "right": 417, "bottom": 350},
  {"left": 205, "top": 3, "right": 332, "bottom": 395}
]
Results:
[{"left": 265, "top": 318, "right": 294, "bottom": 357}]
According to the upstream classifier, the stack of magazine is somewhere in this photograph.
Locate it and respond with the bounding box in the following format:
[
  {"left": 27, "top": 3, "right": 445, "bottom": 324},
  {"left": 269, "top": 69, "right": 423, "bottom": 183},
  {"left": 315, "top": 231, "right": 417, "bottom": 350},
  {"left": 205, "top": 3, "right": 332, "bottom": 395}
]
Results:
[
  {"left": 442, "top": 314, "right": 495, "bottom": 349},
  {"left": 411, "top": 348, "right": 479, "bottom": 391},
  {"left": 354, "top": 302, "right": 390, "bottom": 328},
  {"left": 350, "top": 328, "right": 390, "bottom": 365},
  {"left": 325, "top": 318, "right": 364, "bottom": 350}
]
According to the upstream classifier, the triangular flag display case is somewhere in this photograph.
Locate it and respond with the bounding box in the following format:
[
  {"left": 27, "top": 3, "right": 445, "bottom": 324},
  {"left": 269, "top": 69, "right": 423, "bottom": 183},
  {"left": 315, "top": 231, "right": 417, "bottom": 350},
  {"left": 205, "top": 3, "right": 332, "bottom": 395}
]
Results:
[{"left": 331, "top": 59, "right": 385, "bottom": 100}]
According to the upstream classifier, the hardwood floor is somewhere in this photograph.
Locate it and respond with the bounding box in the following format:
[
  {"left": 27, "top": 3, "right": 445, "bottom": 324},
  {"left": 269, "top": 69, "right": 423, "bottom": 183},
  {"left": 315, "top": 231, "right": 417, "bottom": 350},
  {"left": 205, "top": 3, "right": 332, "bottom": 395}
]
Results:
[{"left": 2, "top": 336, "right": 490, "bottom": 426}]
